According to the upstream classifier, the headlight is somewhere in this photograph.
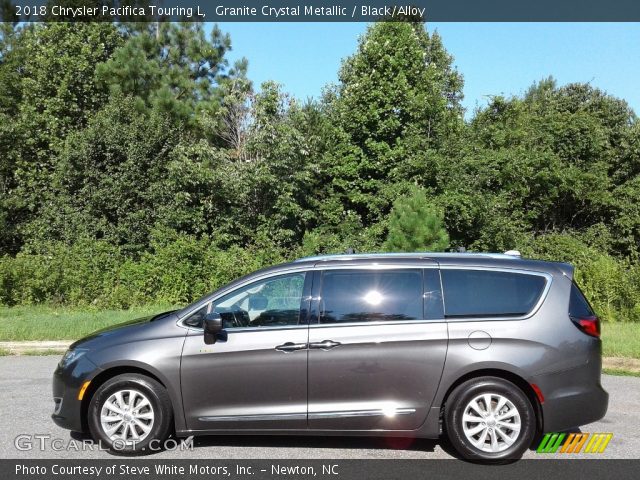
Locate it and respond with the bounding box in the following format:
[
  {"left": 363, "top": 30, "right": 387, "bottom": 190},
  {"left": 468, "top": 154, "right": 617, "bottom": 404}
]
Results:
[{"left": 58, "top": 349, "right": 87, "bottom": 369}]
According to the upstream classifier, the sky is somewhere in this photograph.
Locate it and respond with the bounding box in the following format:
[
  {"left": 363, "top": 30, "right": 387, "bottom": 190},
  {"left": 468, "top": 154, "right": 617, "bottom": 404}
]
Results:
[{"left": 214, "top": 23, "right": 640, "bottom": 118}]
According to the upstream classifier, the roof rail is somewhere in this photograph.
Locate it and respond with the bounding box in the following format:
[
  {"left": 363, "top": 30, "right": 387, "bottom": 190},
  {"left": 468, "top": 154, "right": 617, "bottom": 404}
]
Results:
[
  {"left": 503, "top": 250, "right": 522, "bottom": 257},
  {"left": 293, "top": 252, "right": 523, "bottom": 263}
]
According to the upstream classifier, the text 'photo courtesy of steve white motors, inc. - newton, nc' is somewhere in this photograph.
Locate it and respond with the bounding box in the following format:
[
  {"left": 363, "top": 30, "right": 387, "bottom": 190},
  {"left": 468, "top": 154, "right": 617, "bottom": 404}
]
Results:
[
  {"left": 14, "top": 3, "right": 426, "bottom": 20},
  {"left": 14, "top": 462, "right": 338, "bottom": 477}
]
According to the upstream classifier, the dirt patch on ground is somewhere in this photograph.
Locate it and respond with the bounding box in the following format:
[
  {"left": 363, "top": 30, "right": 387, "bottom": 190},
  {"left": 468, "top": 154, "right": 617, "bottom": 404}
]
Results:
[
  {"left": 0, "top": 341, "right": 70, "bottom": 355},
  {"left": 603, "top": 356, "right": 640, "bottom": 373}
]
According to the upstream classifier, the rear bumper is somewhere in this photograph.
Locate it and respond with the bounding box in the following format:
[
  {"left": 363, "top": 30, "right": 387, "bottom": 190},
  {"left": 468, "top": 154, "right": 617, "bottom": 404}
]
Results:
[
  {"left": 532, "top": 362, "right": 608, "bottom": 432},
  {"left": 541, "top": 382, "right": 608, "bottom": 432}
]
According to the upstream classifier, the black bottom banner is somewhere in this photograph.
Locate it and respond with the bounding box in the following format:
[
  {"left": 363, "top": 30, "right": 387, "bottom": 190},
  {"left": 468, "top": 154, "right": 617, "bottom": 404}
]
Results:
[{"left": 3, "top": 459, "right": 639, "bottom": 480}]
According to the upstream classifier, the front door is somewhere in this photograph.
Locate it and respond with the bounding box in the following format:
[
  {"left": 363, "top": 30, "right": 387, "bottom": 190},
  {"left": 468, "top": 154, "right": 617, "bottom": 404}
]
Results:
[
  {"left": 181, "top": 271, "right": 311, "bottom": 431},
  {"left": 307, "top": 267, "right": 448, "bottom": 431}
]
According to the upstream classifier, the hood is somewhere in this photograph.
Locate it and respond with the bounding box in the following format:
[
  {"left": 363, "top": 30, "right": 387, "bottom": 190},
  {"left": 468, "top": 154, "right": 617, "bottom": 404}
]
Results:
[{"left": 69, "top": 310, "right": 176, "bottom": 349}]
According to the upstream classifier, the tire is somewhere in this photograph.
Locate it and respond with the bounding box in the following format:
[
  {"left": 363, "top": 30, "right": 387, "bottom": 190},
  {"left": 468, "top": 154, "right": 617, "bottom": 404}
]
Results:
[
  {"left": 444, "top": 376, "right": 536, "bottom": 463},
  {"left": 88, "top": 373, "right": 173, "bottom": 455}
]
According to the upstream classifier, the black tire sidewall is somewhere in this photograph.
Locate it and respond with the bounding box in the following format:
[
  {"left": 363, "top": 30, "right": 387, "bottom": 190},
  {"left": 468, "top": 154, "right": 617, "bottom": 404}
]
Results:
[
  {"left": 445, "top": 377, "right": 536, "bottom": 462},
  {"left": 88, "top": 374, "right": 173, "bottom": 454}
]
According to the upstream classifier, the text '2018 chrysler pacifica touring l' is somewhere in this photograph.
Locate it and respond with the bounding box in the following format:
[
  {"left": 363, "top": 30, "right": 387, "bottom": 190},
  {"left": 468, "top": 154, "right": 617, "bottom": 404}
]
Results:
[{"left": 52, "top": 251, "right": 608, "bottom": 462}]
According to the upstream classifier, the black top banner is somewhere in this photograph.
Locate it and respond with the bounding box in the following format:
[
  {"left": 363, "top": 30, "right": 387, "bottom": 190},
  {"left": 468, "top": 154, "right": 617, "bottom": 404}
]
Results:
[{"left": 3, "top": 0, "right": 640, "bottom": 22}]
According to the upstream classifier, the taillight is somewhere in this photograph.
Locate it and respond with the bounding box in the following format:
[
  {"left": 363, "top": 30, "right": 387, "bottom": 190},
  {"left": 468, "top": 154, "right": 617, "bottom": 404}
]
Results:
[{"left": 571, "top": 315, "right": 600, "bottom": 338}]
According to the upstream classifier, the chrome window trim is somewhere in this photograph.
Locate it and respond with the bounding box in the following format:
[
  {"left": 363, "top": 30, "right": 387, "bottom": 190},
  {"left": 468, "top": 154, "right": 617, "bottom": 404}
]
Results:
[
  {"left": 178, "top": 264, "right": 552, "bottom": 330},
  {"left": 177, "top": 263, "right": 438, "bottom": 331},
  {"left": 438, "top": 266, "right": 553, "bottom": 322},
  {"left": 187, "top": 324, "right": 311, "bottom": 334},
  {"left": 309, "top": 319, "right": 445, "bottom": 329}
]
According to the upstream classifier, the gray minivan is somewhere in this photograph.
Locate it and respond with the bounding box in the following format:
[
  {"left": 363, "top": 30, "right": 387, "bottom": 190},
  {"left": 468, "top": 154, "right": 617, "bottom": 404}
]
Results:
[{"left": 52, "top": 252, "right": 608, "bottom": 462}]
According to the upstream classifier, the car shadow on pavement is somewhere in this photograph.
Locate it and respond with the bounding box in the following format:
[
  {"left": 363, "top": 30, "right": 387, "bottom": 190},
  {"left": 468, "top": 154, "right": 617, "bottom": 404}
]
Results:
[
  {"left": 191, "top": 434, "right": 442, "bottom": 454},
  {"left": 175, "top": 427, "right": 584, "bottom": 460},
  {"left": 72, "top": 431, "right": 452, "bottom": 457}
]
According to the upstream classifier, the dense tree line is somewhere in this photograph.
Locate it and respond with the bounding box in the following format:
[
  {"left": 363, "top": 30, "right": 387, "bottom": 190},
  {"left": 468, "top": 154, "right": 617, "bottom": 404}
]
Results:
[{"left": 0, "top": 20, "right": 638, "bottom": 321}]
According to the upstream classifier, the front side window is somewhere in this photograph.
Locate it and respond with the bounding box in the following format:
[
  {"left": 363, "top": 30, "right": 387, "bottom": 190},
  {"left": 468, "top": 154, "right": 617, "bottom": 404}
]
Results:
[
  {"left": 185, "top": 273, "right": 307, "bottom": 329},
  {"left": 441, "top": 269, "right": 547, "bottom": 318},
  {"left": 319, "top": 269, "right": 423, "bottom": 324}
]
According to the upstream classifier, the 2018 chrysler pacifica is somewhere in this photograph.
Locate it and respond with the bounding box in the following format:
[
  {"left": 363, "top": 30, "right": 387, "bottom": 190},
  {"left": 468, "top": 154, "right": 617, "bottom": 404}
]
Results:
[{"left": 52, "top": 252, "right": 608, "bottom": 461}]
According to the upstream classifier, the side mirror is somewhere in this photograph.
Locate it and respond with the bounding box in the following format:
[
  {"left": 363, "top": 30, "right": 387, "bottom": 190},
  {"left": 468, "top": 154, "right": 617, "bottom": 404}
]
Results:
[{"left": 203, "top": 312, "right": 223, "bottom": 344}]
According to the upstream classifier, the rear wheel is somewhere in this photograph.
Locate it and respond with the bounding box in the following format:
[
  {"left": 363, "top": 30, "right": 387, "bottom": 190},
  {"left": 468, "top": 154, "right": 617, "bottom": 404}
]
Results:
[
  {"left": 88, "top": 373, "right": 173, "bottom": 454},
  {"left": 444, "top": 376, "right": 536, "bottom": 463}
]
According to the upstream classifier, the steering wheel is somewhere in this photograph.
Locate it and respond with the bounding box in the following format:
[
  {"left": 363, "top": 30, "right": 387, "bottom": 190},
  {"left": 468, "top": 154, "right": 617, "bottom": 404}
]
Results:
[{"left": 218, "top": 307, "right": 250, "bottom": 328}]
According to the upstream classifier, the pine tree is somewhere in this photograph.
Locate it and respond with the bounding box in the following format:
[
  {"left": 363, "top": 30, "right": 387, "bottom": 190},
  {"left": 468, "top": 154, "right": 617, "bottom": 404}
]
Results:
[
  {"left": 320, "top": 20, "right": 464, "bottom": 241},
  {"left": 383, "top": 187, "right": 449, "bottom": 252}
]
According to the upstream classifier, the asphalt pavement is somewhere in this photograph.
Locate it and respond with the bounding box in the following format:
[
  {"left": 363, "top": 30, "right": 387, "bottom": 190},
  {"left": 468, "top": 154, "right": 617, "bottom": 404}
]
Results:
[{"left": 0, "top": 356, "right": 637, "bottom": 459}]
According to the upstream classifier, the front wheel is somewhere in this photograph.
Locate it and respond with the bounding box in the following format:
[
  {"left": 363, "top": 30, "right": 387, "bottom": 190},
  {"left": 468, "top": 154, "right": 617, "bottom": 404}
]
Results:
[
  {"left": 88, "top": 373, "right": 173, "bottom": 454},
  {"left": 444, "top": 376, "right": 536, "bottom": 463}
]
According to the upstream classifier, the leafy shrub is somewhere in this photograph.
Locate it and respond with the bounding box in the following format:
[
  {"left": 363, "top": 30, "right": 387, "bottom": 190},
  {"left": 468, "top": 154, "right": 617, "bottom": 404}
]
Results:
[
  {"left": 523, "top": 233, "right": 640, "bottom": 322},
  {"left": 0, "top": 239, "right": 122, "bottom": 306},
  {"left": 1, "top": 229, "right": 638, "bottom": 324},
  {"left": 0, "top": 231, "right": 287, "bottom": 309}
]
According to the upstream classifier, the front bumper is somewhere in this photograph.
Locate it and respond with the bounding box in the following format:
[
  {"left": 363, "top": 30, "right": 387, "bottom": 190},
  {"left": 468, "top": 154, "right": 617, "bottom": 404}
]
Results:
[{"left": 51, "top": 355, "right": 101, "bottom": 433}]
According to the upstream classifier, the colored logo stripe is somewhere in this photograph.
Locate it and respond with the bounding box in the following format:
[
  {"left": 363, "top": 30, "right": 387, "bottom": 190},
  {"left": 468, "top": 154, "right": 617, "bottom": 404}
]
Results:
[
  {"left": 537, "top": 433, "right": 566, "bottom": 453},
  {"left": 559, "top": 433, "right": 587, "bottom": 453},
  {"left": 537, "top": 433, "right": 613, "bottom": 454},
  {"left": 584, "top": 433, "right": 613, "bottom": 453}
]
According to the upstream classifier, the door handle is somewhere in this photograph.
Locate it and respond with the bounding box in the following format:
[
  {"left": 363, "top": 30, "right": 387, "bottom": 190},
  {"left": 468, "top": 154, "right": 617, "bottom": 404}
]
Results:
[
  {"left": 275, "top": 342, "right": 307, "bottom": 353},
  {"left": 309, "top": 340, "right": 341, "bottom": 350}
]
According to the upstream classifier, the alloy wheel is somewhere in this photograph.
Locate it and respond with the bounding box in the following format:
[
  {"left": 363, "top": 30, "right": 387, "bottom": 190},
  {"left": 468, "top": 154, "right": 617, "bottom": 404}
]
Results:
[
  {"left": 461, "top": 392, "right": 521, "bottom": 453},
  {"left": 99, "top": 389, "right": 155, "bottom": 445}
]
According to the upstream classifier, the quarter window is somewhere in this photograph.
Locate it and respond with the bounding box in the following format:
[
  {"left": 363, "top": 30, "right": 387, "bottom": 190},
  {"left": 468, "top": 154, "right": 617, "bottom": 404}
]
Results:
[
  {"left": 441, "top": 269, "right": 546, "bottom": 318},
  {"left": 569, "top": 282, "right": 595, "bottom": 318},
  {"left": 183, "top": 305, "right": 208, "bottom": 328},
  {"left": 319, "top": 269, "right": 423, "bottom": 324}
]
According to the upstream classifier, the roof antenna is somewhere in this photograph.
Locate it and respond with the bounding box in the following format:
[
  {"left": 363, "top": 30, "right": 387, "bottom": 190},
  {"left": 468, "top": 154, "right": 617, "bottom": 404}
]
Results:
[{"left": 345, "top": 248, "right": 356, "bottom": 255}]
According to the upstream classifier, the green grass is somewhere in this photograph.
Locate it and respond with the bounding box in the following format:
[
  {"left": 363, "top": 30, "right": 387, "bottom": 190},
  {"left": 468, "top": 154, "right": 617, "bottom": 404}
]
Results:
[
  {"left": 0, "top": 304, "right": 177, "bottom": 341},
  {"left": 601, "top": 322, "right": 640, "bottom": 359},
  {"left": 21, "top": 349, "right": 67, "bottom": 356},
  {"left": 603, "top": 368, "right": 640, "bottom": 377}
]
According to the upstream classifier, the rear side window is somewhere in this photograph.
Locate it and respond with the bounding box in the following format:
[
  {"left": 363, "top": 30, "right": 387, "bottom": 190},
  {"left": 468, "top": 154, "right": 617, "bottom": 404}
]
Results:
[
  {"left": 320, "top": 269, "right": 423, "bottom": 324},
  {"left": 569, "top": 282, "right": 595, "bottom": 318},
  {"left": 441, "top": 269, "right": 547, "bottom": 318}
]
